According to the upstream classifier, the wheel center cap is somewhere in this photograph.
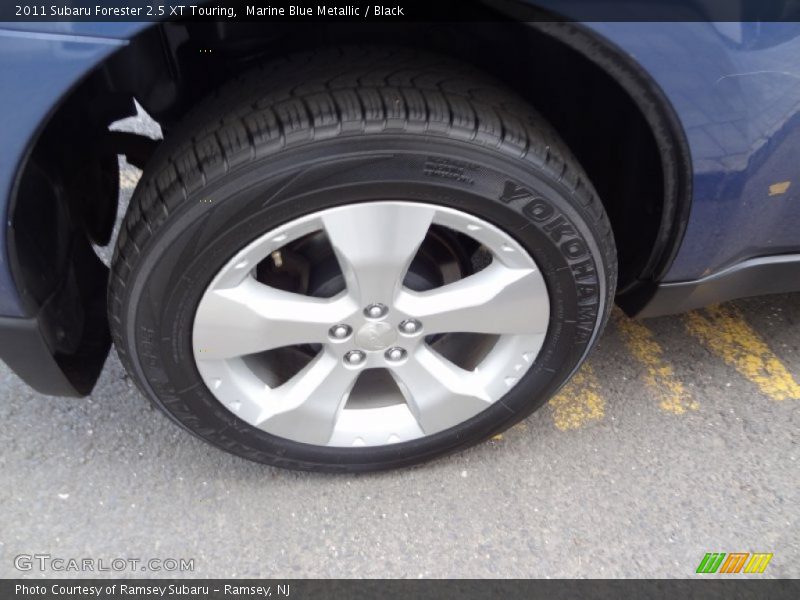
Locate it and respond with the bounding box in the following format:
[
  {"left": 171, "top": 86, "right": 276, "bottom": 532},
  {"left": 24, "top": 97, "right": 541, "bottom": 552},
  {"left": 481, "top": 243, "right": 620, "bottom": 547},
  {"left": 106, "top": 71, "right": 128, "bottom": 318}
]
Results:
[{"left": 355, "top": 322, "right": 397, "bottom": 351}]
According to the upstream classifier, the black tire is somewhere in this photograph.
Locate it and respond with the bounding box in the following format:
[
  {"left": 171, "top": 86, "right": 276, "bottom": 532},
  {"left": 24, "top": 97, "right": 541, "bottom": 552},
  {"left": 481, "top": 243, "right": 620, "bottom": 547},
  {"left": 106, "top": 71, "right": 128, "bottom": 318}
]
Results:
[{"left": 109, "top": 47, "right": 616, "bottom": 472}]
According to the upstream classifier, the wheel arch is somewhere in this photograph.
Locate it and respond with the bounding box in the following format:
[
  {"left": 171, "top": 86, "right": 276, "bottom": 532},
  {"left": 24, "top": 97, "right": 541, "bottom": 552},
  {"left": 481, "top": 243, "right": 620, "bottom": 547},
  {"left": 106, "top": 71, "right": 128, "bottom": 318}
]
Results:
[{"left": 5, "top": 16, "right": 692, "bottom": 395}]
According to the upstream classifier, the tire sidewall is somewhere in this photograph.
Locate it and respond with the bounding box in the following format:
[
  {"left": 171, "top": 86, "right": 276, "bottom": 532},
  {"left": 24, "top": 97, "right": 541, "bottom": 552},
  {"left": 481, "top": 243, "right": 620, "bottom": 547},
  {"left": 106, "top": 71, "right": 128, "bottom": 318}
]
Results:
[{"left": 121, "top": 135, "right": 610, "bottom": 471}]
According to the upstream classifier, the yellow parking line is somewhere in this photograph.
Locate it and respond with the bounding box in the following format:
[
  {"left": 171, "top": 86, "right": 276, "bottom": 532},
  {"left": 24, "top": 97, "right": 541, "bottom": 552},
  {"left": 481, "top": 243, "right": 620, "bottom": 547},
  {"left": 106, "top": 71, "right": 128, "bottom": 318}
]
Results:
[
  {"left": 549, "top": 364, "right": 605, "bottom": 430},
  {"left": 614, "top": 311, "right": 698, "bottom": 414},
  {"left": 684, "top": 304, "right": 800, "bottom": 401}
]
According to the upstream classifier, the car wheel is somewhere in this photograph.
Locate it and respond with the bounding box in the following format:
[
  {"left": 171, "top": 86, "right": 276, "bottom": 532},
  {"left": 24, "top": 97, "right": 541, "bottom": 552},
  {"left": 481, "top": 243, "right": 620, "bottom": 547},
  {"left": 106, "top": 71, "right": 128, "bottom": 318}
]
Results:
[{"left": 109, "top": 47, "right": 616, "bottom": 472}]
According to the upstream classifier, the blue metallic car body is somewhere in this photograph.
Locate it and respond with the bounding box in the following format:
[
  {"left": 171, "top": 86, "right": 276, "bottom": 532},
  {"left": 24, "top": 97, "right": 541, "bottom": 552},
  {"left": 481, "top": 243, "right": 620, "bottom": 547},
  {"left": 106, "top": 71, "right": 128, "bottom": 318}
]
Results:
[
  {"left": 588, "top": 21, "right": 800, "bottom": 282},
  {"left": 1, "top": 15, "right": 800, "bottom": 319}
]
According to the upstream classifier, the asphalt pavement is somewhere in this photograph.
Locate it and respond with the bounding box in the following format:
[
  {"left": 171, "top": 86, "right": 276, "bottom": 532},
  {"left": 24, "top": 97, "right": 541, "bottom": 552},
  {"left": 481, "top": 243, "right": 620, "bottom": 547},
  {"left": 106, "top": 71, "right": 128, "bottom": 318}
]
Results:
[{"left": 0, "top": 112, "right": 797, "bottom": 579}]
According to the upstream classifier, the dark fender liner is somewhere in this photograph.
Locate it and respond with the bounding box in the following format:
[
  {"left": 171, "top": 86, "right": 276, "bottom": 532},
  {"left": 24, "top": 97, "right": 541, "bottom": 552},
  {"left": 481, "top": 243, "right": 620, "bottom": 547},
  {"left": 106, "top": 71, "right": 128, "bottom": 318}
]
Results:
[
  {"left": 529, "top": 21, "right": 693, "bottom": 308},
  {"left": 0, "top": 237, "right": 110, "bottom": 396}
]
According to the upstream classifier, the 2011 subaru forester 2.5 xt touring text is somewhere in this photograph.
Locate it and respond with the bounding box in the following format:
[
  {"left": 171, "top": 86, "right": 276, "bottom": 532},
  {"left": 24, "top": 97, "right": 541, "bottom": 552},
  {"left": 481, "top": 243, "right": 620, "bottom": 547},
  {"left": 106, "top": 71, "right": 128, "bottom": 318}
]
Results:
[{"left": 1, "top": 1, "right": 799, "bottom": 471}]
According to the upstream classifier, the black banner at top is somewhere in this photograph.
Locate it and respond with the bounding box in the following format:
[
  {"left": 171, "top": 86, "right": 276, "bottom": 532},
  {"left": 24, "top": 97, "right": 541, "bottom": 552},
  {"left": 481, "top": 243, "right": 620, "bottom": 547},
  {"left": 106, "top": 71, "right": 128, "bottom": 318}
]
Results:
[
  {"left": 2, "top": 0, "right": 800, "bottom": 22},
  {"left": 2, "top": 579, "right": 800, "bottom": 600}
]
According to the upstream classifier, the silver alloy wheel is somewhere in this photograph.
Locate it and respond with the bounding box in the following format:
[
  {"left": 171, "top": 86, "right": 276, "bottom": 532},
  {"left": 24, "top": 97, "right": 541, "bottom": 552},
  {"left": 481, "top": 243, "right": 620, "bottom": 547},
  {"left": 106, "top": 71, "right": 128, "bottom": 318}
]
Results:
[{"left": 192, "top": 201, "right": 549, "bottom": 447}]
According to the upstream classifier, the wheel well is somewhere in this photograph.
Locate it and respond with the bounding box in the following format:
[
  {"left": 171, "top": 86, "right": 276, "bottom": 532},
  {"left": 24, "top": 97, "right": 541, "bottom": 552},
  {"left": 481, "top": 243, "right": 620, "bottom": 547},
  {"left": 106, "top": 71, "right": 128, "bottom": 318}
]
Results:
[{"left": 13, "top": 19, "right": 691, "bottom": 314}]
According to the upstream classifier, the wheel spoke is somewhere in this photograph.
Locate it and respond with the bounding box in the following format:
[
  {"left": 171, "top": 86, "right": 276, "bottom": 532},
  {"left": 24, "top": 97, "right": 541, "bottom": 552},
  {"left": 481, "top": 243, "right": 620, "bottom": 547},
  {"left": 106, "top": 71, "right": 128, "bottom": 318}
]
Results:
[
  {"left": 256, "top": 350, "right": 358, "bottom": 445},
  {"left": 395, "top": 261, "right": 548, "bottom": 335},
  {"left": 390, "top": 345, "right": 492, "bottom": 435},
  {"left": 322, "top": 203, "right": 435, "bottom": 305},
  {"left": 193, "top": 276, "right": 355, "bottom": 360}
]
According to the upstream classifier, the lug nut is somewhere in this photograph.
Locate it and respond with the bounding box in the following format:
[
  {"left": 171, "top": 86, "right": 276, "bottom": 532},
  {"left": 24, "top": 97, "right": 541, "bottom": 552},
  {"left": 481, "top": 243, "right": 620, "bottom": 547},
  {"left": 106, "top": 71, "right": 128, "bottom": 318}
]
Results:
[
  {"left": 399, "top": 319, "right": 421, "bottom": 335},
  {"left": 329, "top": 324, "right": 352, "bottom": 340},
  {"left": 385, "top": 347, "right": 407, "bottom": 362},
  {"left": 344, "top": 350, "right": 366, "bottom": 366},
  {"left": 364, "top": 303, "right": 388, "bottom": 319}
]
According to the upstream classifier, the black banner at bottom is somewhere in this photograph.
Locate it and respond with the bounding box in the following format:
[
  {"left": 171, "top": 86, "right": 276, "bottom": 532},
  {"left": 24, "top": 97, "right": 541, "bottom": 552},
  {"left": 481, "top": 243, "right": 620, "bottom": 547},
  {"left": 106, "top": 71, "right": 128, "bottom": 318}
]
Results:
[{"left": 2, "top": 579, "right": 799, "bottom": 600}]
